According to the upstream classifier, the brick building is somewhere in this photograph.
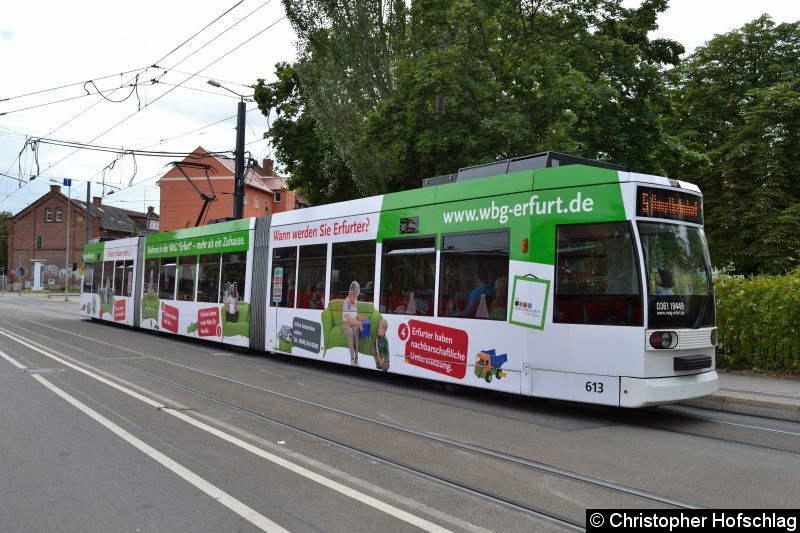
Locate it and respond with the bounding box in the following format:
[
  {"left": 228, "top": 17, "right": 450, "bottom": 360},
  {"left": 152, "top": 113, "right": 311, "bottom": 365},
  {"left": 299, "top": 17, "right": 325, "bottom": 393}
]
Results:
[
  {"left": 157, "top": 147, "right": 306, "bottom": 231},
  {"left": 6, "top": 184, "right": 158, "bottom": 289}
]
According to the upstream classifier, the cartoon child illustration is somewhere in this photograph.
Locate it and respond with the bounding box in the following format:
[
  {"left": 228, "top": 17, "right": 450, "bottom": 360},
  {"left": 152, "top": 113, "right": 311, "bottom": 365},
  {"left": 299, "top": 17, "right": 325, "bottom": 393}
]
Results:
[
  {"left": 225, "top": 282, "right": 240, "bottom": 322},
  {"left": 372, "top": 318, "right": 390, "bottom": 371}
]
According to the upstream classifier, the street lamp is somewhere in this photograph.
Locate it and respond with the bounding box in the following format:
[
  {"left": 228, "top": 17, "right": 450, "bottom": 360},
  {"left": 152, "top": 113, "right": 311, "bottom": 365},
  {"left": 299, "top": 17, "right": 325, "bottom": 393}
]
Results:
[{"left": 207, "top": 79, "right": 253, "bottom": 220}]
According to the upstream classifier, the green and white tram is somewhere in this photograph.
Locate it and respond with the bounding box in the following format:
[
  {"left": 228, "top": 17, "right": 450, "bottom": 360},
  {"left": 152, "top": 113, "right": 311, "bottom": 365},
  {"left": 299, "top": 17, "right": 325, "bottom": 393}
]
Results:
[{"left": 81, "top": 152, "right": 718, "bottom": 407}]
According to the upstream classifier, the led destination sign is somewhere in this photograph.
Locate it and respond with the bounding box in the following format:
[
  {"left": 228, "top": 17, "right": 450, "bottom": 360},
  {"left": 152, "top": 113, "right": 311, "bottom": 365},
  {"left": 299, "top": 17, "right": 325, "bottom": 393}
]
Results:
[{"left": 637, "top": 186, "right": 703, "bottom": 224}]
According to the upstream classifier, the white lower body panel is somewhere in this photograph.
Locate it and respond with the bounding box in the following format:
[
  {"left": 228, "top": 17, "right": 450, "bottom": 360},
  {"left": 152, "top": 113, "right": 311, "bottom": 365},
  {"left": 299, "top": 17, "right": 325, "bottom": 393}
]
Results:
[{"left": 620, "top": 371, "right": 719, "bottom": 407}]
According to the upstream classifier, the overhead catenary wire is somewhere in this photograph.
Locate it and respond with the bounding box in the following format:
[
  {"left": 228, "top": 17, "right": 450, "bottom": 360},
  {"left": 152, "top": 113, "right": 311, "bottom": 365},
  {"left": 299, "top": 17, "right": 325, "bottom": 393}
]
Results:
[
  {"left": 0, "top": 66, "right": 150, "bottom": 103},
  {"left": 1, "top": 6, "right": 289, "bottom": 212},
  {"left": 5, "top": 105, "right": 269, "bottom": 202},
  {"left": 0, "top": 77, "right": 165, "bottom": 117},
  {"left": 154, "top": 0, "right": 274, "bottom": 82},
  {"left": 29, "top": 15, "right": 287, "bottom": 187},
  {"left": 0, "top": 1, "right": 247, "bottom": 190}
]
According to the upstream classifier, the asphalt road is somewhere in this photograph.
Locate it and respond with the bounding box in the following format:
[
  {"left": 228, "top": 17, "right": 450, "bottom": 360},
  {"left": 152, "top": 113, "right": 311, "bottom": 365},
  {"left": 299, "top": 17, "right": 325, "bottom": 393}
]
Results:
[{"left": 1, "top": 293, "right": 799, "bottom": 532}]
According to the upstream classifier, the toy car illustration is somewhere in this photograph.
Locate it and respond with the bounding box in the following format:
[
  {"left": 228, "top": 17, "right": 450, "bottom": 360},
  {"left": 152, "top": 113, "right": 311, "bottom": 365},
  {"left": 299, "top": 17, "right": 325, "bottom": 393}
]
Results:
[{"left": 474, "top": 349, "right": 507, "bottom": 383}]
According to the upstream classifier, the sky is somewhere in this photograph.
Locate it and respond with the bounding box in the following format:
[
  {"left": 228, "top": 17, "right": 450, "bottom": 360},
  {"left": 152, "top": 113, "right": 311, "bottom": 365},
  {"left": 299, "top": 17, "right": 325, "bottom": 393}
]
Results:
[{"left": 1, "top": 0, "right": 798, "bottom": 217}]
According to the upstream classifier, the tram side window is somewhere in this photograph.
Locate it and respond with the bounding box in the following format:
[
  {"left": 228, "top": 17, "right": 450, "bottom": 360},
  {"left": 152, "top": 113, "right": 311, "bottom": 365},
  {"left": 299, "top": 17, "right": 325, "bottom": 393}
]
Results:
[
  {"left": 158, "top": 257, "right": 177, "bottom": 300},
  {"left": 144, "top": 259, "right": 159, "bottom": 296},
  {"left": 271, "top": 247, "right": 297, "bottom": 308},
  {"left": 123, "top": 260, "right": 134, "bottom": 297},
  {"left": 439, "top": 230, "right": 509, "bottom": 320},
  {"left": 380, "top": 236, "right": 436, "bottom": 316},
  {"left": 83, "top": 263, "right": 93, "bottom": 293},
  {"left": 113, "top": 260, "right": 134, "bottom": 297},
  {"left": 331, "top": 240, "right": 375, "bottom": 303},
  {"left": 297, "top": 244, "right": 327, "bottom": 310},
  {"left": 114, "top": 261, "right": 125, "bottom": 296},
  {"left": 220, "top": 252, "right": 247, "bottom": 306},
  {"left": 101, "top": 260, "right": 114, "bottom": 304},
  {"left": 177, "top": 255, "right": 197, "bottom": 301},
  {"left": 554, "top": 222, "right": 642, "bottom": 326},
  {"left": 91, "top": 262, "right": 102, "bottom": 294},
  {"left": 197, "top": 254, "right": 221, "bottom": 303}
]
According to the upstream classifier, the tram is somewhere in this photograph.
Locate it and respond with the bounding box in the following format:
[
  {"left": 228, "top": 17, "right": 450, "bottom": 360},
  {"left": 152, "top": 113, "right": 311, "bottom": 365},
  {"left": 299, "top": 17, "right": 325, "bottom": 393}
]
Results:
[{"left": 80, "top": 152, "right": 719, "bottom": 407}]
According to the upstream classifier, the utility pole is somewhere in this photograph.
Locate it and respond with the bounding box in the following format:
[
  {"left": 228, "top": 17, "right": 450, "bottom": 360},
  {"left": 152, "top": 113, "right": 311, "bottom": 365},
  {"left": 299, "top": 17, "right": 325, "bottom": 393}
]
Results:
[
  {"left": 65, "top": 179, "right": 71, "bottom": 300},
  {"left": 234, "top": 99, "right": 246, "bottom": 219},
  {"left": 85, "top": 181, "right": 91, "bottom": 243},
  {"left": 207, "top": 79, "right": 251, "bottom": 220}
]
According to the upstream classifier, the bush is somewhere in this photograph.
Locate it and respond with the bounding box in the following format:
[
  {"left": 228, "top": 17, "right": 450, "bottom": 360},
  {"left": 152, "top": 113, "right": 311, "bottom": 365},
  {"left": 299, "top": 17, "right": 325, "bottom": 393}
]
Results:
[{"left": 715, "top": 268, "right": 800, "bottom": 374}]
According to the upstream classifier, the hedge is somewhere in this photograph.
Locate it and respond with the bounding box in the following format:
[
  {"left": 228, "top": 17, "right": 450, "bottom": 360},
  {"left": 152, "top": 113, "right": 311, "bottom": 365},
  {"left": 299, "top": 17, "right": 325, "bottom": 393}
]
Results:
[{"left": 714, "top": 268, "right": 800, "bottom": 374}]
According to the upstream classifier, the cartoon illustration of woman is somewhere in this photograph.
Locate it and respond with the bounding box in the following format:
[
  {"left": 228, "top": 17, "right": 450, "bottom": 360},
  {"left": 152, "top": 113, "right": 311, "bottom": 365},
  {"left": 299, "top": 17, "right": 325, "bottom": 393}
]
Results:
[{"left": 342, "top": 281, "right": 362, "bottom": 366}]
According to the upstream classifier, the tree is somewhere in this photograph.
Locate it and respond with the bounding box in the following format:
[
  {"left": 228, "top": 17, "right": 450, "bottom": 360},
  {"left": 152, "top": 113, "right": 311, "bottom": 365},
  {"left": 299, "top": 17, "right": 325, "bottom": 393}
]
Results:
[
  {"left": 257, "top": 0, "right": 683, "bottom": 200},
  {"left": 668, "top": 16, "right": 800, "bottom": 274},
  {"left": 254, "top": 63, "right": 354, "bottom": 205}
]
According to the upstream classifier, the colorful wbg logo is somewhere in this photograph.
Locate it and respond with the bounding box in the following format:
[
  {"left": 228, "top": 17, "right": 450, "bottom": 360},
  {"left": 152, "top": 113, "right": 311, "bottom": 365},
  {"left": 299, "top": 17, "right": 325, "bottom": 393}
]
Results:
[{"left": 509, "top": 276, "right": 550, "bottom": 330}]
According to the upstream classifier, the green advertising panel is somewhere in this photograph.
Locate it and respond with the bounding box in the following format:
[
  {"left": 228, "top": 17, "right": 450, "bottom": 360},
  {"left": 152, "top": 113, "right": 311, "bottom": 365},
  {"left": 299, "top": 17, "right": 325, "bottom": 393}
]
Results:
[
  {"left": 378, "top": 165, "right": 625, "bottom": 264},
  {"left": 82, "top": 242, "right": 104, "bottom": 263},
  {"left": 144, "top": 219, "right": 251, "bottom": 259}
]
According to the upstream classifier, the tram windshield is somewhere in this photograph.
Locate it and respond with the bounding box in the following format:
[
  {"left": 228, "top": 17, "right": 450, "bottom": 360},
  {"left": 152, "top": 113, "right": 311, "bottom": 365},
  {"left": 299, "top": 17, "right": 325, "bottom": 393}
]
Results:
[{"left": 638, "top": 222, "right": 715, "bottom": 329}]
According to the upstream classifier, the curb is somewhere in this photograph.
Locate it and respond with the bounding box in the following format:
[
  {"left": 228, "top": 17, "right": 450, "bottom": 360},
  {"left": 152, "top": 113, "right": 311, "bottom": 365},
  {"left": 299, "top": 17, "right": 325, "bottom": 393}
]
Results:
[{"left": 681, "top": 393, "right": 800, "bottom": 423}]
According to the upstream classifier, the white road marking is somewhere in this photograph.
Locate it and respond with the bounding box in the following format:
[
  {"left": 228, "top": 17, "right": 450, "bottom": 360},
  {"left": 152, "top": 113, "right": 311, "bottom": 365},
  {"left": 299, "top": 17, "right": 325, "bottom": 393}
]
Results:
[
  {"left": 0, "top": 329, "right": 454, "bottom": 533},
  {"left": 0, "top": 348, "right": 27, "bottom": 369},
  {"left": 0, "top": 348, "right": 287, "bottom": 533}
]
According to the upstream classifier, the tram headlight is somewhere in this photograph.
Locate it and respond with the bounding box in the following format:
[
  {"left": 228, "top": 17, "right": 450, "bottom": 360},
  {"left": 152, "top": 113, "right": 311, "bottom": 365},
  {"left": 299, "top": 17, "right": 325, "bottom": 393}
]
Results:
[
  {"left": 649, "top": 331, "right": 678, "bottom": 349},
  {"left": 710, "top": 328, "right": 718, "bottom": 347}
]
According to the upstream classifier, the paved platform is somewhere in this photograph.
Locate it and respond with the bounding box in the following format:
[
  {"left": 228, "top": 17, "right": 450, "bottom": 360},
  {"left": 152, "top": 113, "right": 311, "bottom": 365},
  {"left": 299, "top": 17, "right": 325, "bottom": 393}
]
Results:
[{"left": 682, "top": 372, "right": 800, "bottom": 422}]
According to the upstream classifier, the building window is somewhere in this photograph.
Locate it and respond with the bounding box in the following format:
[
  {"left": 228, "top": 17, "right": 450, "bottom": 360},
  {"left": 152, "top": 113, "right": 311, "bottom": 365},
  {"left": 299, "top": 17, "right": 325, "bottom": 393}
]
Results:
[
  {"left": 254, "top": 197, "right": 260, "bottom": 209},
  {"left": 243, "top": 194, "right": 248, "bottom": 206},
  {"left": 45, "top": 207, "right": 52, "bottom": 222},
  {"left": 148, "top": 219, "right": 159, "bottom": 231},
  {"left": 55, "top": 207, "right": 62, "bottom": 222},
  {"left": 274, "top": 192, "right": 282, "bottom": 202}
]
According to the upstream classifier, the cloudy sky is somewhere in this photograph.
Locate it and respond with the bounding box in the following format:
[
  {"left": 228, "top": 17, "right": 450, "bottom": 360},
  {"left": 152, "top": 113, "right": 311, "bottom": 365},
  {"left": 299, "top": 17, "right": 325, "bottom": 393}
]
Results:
[{"left": 1, "top": 0, "right": 798, "bottom": 216}]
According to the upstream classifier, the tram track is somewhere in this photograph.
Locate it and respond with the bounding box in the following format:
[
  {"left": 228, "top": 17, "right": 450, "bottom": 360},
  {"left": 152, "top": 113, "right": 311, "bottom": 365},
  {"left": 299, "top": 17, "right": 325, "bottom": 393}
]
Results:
[
  {"left": 617, "top": 406, "right": 800, "bottom": 457},
  {"left": 5, "top": 317, "right": 706, "bottom": 527},
  {"left": 16, "top": 317, "right": 800, "bottom": 459}
]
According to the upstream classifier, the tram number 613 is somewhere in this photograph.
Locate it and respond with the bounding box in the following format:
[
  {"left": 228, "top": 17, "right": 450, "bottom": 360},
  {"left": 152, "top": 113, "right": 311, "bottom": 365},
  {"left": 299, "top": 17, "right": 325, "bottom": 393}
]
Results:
[{"left": 585, "top": 381, "right": 604, "bottom": 393}]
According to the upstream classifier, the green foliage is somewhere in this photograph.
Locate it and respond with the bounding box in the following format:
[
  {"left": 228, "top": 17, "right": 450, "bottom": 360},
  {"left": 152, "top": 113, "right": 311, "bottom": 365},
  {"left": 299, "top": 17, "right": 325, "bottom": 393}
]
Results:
[
  {"left": 667, "top": 17, "right": 800, "bottom": 275},
  {"left": 715, "top": 269, "right": 800, "bottom": 374},
  {"left": 258, "top": 0, "right": 682, "bottom": 200},
  {"left": 254, "top": 5, "right": 800, "bottom": 277},
  {"left": 254, "top": 63, "right": 355, "bottom": 205}
]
